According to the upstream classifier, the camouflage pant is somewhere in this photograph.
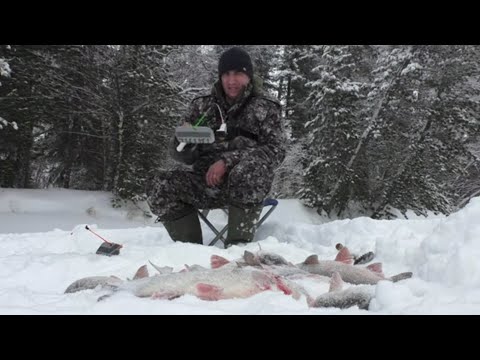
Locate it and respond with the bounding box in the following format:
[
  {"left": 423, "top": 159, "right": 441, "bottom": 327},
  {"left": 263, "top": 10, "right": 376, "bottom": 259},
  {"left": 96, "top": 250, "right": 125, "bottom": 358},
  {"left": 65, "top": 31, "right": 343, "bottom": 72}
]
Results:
[{"left": 149, "top": 159, "right": 274, "bottom": 222}]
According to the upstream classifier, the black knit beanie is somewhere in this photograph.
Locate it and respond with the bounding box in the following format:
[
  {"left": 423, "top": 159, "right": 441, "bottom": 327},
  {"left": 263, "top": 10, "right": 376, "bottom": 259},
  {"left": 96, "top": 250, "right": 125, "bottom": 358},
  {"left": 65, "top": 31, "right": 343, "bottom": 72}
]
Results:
[{"left": 218, "top": 47, "right": 253, "bottom": 79}]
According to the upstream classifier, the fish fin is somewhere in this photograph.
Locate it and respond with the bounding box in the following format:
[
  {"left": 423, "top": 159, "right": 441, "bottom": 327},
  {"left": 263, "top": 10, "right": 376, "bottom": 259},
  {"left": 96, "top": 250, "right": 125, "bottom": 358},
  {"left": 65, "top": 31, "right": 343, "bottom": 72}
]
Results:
[
  {"left": 307, "top": 295, "right": 316, "bottom": 307},
  {"left": 133, "top": 265, "right": 149, "bottom": 280},
  {"left": 335, "top": 247, "right": 354, "bottom": 265},
  {"left": 366, "top": 262, "right": 384, "bottom": 277},
  {"left": 196, "top": 283, "right": 224, "bottom": 300},
  {"left": 97, "top": 294, "right": 113, "bottom": 302},
  {"left": 273, "top": 276, "right": 293, "bottom": 296},
  {"left": 391, "top": 272, "right": 413, "bottom": 282},
  {"left": 252, "top": 271, "right": 273, "bottom": 291},
  {"left": 304, "top": 254, "right": 319, "bottom": 265},
  {"left": 244, "top": 250, "right": 261, "bottom": 266},
  {"left": 211, "top": 255, "right": 230, "bottom": 269},
  {"left": 329, "top": 272, "right": 344, "bottom": 292},
  {"left": 149, "top": 260, "right": 173, "bottom": 275},
  {"left": 353, "top": 251, "right": 375, "bottom": 265},
  {"left": 151, "top": 291, "right": 182, "bottom": 300},
  {"left": 235, "top": 261, "right": 251, "bottom": 268},
  {"left": 184, "top": 264, "right": 206, "bottom": 272}
]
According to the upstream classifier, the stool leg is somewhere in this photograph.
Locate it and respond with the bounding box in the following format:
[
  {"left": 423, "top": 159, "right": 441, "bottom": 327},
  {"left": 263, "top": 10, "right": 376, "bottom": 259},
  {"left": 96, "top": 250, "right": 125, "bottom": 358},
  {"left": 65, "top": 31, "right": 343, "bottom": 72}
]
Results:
[
  {"left": 256, "top": 205, "right": 277, "bottom": 228},
  {"left": 208, "top": 225, "right": 228, "bottom": 246},
  {"left": 197, "top": 211, "right": 228, "bottom": 246}
]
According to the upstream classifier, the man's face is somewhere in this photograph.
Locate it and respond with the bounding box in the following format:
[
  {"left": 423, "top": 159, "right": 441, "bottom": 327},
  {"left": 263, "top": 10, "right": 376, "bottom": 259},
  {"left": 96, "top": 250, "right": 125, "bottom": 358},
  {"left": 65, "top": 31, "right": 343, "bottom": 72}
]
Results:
[{"left": 221, "top": 70, "right": 250, "bottom": 101}]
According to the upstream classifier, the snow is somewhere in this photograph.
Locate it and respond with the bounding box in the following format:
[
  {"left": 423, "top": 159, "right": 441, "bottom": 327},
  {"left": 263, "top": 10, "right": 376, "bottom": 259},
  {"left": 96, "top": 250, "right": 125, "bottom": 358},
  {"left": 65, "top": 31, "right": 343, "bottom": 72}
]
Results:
[
  {"left": 1, "top": 188, "right": 479, "bottom": 314},
  {"left": 0, "top": 58, "right": 11, "bottom": 78}
]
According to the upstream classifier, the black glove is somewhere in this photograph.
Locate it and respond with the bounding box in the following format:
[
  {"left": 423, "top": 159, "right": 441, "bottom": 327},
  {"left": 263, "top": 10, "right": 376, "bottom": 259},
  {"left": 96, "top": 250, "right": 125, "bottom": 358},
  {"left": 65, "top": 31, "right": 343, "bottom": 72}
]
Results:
[{"left": 169, "top": 137, "right": 199, "bottom": 165}]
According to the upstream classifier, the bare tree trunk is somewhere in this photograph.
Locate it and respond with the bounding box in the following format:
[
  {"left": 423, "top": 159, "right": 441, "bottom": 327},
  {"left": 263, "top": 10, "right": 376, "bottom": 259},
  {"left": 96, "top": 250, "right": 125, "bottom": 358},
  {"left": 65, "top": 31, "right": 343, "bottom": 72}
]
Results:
[
  {"left": 285, "top": 75, "right": 291, "bottom": 119},
  {"left": 101, "top": 117, "right": 109, "bottom": 191},
  {"left": 62, "top": 114, "right": 75, "bottom": 188},
  {"left": 326, "top": 48, "right": 415, "bottom": 212},
  {"left": 277, "top": 76, "right": 284, "bottom": 103},
  {"left": 372, "top": 116, "right": 433, "bottom": 218},
  {"left": 18, "top": 120, "right": 34, "bottom": 188},
  {"left": 458, "top": 188, "right": 480, "bottom": 209},
  {"left": 113, "top": 110, "right": 124, "bottom": 191}
]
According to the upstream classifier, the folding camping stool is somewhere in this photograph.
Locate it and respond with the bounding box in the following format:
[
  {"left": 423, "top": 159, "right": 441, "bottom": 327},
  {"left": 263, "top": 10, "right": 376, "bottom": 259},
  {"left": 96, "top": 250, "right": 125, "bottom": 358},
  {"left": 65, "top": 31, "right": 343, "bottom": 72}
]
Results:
[{"left": 198, "top": 198, "right": 279, "bottom": 247}]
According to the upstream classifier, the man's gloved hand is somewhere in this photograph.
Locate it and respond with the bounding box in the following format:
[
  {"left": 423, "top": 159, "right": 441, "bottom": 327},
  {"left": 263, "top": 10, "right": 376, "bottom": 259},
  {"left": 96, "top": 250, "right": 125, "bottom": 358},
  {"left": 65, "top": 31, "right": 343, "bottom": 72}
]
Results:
[{"left": 169, "top": 137, "right": 199, "bottom": 165}]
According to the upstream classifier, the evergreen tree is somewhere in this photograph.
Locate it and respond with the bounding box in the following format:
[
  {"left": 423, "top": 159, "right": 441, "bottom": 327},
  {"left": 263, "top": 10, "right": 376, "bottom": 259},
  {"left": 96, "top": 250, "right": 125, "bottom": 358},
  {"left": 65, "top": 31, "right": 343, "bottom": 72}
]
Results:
[
  {"left": 168, "top": 45, "right": 216, "bottom": 98},
  {"left": 369, "top": 45, "right": 480, "bottom": 218},
  {"left": 106, "top": 45, "right": 184, "bottom": 202},
  {"left": 25, "top": 45, "right": 113, "bottom": 190},
  {"left": 300, "top": 45, "right": 374, "bottom": 216},
  {"left": 278, "top": 45, "right": 316, "bottom": 140},
  {"left": 0, "top": 45, "right": 53, "bottom": 188}
]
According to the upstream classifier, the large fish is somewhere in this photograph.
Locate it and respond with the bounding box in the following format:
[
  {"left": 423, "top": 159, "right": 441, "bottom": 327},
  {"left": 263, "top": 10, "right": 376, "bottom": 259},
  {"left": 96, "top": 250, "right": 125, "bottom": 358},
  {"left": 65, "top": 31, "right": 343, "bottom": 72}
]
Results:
[
  {"left": 297, "top": 247, "right": 412, "bottom": 285},
  {"left": 211, "top": 252, "right": 330, "bottom": 282},
  {"left": 308, "top": 272, "right": 375, "bottom": 310},
  {"left": 64, "top": 263, "right": 305, "bottom": 302},
  {"left": 65, "top": 247, "right": 409, "bottom": 310},
  {"left": 210, "top": 252, "right": 378, "bottom": 310},
  {"left": 221, "top": 249, "right": 410, "bottom": 310}
]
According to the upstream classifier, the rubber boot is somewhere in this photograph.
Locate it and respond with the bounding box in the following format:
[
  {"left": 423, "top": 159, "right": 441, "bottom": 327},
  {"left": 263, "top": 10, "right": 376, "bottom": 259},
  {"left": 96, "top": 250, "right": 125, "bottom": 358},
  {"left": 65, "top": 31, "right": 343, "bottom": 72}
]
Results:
[
  {"left": 224, "top": 204, "right": 263, "bottom": 248},
  {"left": 163, "top": 211, "right": 203, "bottom": 244}
]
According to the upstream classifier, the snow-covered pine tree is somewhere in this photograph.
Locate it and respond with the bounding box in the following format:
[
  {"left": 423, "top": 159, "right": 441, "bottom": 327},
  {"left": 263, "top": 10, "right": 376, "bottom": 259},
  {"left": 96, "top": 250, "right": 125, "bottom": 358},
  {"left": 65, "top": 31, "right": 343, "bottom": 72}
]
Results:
[
  {"left": 106, "top": 45, "right": 184, "bottom": 203},
  {"left": 0, "top": 45, "right": 55, "bottom": 188},
  {"left": 99, "top": 45, "right": 182, "bottom": 200},
  {"left": 29, "top": 45, "right": 111, "bottom": 189},
  {"left": 167, "top": 45, "right": 217, "bottom": 98},
  {"left": 300, "top": 45, "right": 374, "bottom": 216},
  {"left": 277, "top": 45, "right": 316, "bottom": 140},
  {"left": 242, "top": 45, "right": 281, "bottom": 96},
  {"left": 369, "top": 45, "right": 480, "bottom": 218},
  {"left": 268, "top": 45, "right": 316, "bottom": 198},
  {"left": 0, "top": 46, "right": 16, "bottom": 187}
]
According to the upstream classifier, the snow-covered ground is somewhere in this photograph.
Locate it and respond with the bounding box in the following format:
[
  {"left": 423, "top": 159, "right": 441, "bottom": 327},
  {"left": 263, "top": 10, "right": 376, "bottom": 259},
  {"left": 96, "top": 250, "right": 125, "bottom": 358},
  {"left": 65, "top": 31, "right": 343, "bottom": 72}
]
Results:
[{"left": 1, "top": 188, "right": 479, "bottom": 314}]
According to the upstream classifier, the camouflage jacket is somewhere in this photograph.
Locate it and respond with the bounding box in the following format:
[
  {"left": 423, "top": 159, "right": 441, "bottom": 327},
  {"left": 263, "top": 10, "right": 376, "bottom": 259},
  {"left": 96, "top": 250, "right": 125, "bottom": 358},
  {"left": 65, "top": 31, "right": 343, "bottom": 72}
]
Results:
[{"left": 170, "top": 78, "right": 286, "bottom": 175}]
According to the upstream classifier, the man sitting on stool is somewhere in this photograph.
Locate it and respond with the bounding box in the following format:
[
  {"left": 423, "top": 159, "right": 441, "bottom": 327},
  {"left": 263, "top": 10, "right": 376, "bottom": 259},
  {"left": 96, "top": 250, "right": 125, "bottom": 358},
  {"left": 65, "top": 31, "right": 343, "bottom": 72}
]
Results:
[{"left": 149, "top": 47, "right": 286, "bottom": 247}]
